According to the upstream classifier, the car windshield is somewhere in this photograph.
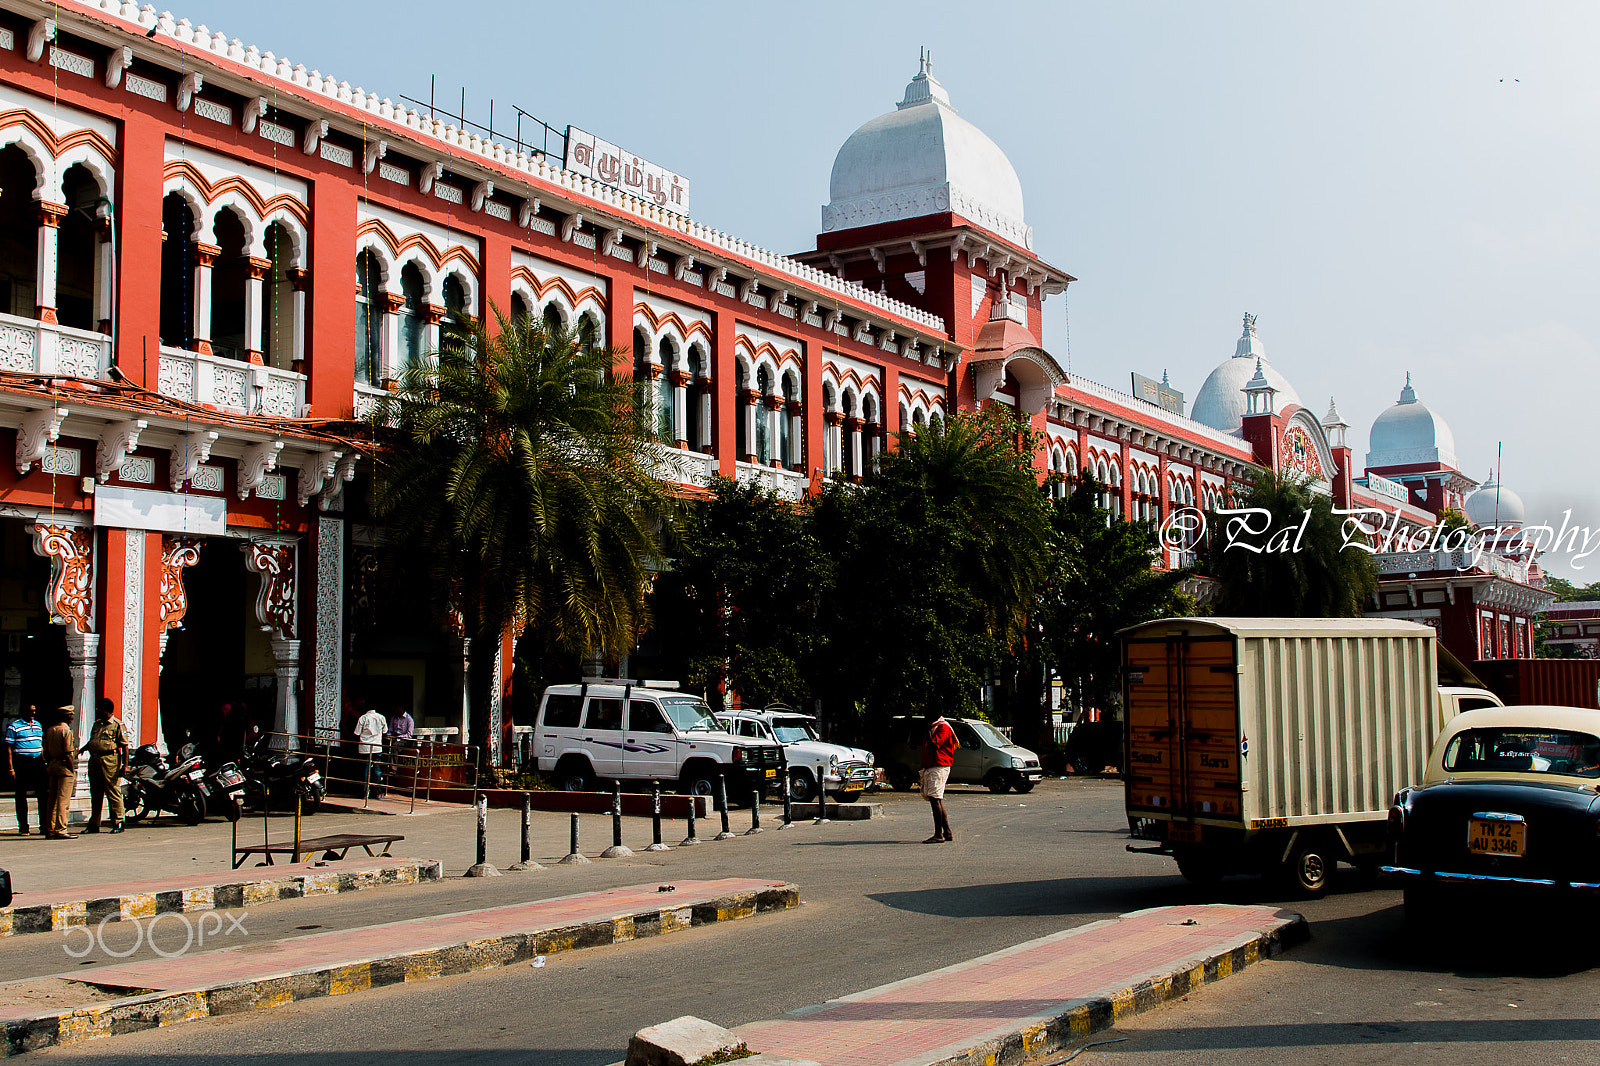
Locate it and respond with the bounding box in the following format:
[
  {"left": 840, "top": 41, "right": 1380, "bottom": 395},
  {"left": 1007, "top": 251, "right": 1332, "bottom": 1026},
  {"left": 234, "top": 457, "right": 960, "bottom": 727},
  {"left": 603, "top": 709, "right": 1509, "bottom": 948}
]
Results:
[
  {"left": 1443, "top": 727, "right": 1600, "bottom": 778},
  {"left": 660, "top": 697, "right": 719, "bottom": 733},
  {"left": 965, "top": 720, "right": 1010, "bottom": 748},
  {"left": 772, "top": 720, "right": 819, "bottom": 743}
]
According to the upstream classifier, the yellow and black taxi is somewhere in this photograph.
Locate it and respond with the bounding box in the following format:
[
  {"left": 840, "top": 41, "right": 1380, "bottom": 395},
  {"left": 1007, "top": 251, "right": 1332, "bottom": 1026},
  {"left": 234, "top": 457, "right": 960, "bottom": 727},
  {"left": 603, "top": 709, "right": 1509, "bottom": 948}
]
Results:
[{"left": 1385, "top": 705, "right": 1600, "bottom": 919}]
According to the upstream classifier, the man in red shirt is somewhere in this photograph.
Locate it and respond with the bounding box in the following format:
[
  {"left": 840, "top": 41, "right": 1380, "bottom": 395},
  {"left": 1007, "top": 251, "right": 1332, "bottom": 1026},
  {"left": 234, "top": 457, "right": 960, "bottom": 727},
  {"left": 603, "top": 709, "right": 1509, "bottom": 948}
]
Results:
[{"left": 919, "top": 712, "right": 958, "bottom": 843}]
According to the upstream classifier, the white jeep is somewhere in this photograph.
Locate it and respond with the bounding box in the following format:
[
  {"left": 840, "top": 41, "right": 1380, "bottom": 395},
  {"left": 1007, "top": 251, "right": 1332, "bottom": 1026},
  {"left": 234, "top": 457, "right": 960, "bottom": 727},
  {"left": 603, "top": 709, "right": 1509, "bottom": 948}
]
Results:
[
  {"left": 533, "top": 679, "right": 783, "bottom": 802},
  {"left": 716, "top": 707, "right": 877, "bottom": 802}
]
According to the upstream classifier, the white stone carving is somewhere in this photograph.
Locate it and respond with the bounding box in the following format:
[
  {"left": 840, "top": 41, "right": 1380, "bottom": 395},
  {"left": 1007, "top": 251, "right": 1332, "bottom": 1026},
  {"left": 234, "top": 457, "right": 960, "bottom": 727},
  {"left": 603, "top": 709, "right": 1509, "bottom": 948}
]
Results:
[
  {"left": 0, "top": 28, "right": 15, "bottom": 50},
  {"left": 193, "top": 97, "right": 232, "bottom": 125},
  {"left": 313, "top": 515, "right": 344, "bottom": 730},
  {"left": 484, "top": 200, "right": 511, "bottom": 221},
  {"left": 470, "top": 179, "right": 494, "bottom": 212},
  {"left": 527, "top": 216, "right": 556, "bottom": 237},
  {"left": 96, "top": 419, "right": 146, "bottom": 483},
  {"left": 258, "top": 119, "right": 293, "bottom": 147},
  {"left": 433, "top": 182, "right": 462, "bottom": 204},
  {"left": 49, "top": 46, "right": 94, "bottom": 78},
  {"left": 26, "top": 18, "right": 53, "bottom": 63},
  {"left": 517, "top": 199, "right": 540, "bottom": 228},
  {"left": 242, "top": 96, "right": 266, "bottom": 134},
  {"left": 157, "top": 353, "right": 196, "bottom": 401},
  {"left": 0, "top": 321, "right": 37, "bottom": 372},
  {"left": 40, "top": 445, "right": 80, "bottom": 476},
  {"left": 319, "top": 452, "right": 359, "bottom": 511},
  {"left": 212, "top": 365, "right": 248, "bottom": 410},
  {"left": 674, "top": 255, "right": 697, "bottom": 282},
  {"left": 237, "top": 440, "right": 284, "bottom": 499},
  {"left": 125, "top": 72, "right": 167, "bottom": 103},
  {"left": 16, "top": 407, "right": 67, "bottom": 475},
  {"left": 296, "top": 450, "right": 341, "bottom": 506},
  {"left": 57, "top": 335, "right": 101, "bottom": 379},
  {"left": 560, "top": 213, "right": 584, "bottom": 243},
  {"left": 320, "top": 141, "right": 354, "bottom": 167},
  {"left": 362, "top": 139, "right": 386, "bottom": 174},
  {"left": 257, "top": 472, "right": 287, "bottom": 501},
  {"left": 170, "top": 430, "right": 218, "bottom": 491},
  {"left": 377, "top": 160, "right": 408, "bottom": 185},
  {"left": 190, "top": 465, "right": 225, "bottom": 493},
  {"left": 119, "top": 456, "right": 156, "bottom": 484},
  {"left": 302, "top": 118, "right": 327, "bottom": 155},
  {"left": 176, "top": 72, "right": 203, "bottom": 112},
  {"left": 262, "top": 376, "right": 297, "bottom": 416},
  {"left": 418, "top": 161, "right": 442, "bottom": 195}
]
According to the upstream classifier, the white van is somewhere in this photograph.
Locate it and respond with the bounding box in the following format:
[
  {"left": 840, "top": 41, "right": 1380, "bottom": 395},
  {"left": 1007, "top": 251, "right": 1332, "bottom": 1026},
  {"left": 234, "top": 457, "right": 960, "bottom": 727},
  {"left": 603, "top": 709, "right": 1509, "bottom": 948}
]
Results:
[{"left": 533, "top": 679, "right": 784, "bottom": 800}]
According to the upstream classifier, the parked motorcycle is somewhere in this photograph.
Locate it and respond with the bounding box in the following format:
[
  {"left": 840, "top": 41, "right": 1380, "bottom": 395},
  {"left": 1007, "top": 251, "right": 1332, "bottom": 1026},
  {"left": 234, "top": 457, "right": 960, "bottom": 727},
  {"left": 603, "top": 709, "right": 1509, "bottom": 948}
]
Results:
[
  {"left": 241, "top": 737, "right": 325, "bottom": 815},
  {"left": 123, "top": 743, "right": 208, "bottom": 825},
  {"left": 204, "top": 758, "right": 248, "bottom": 822}
]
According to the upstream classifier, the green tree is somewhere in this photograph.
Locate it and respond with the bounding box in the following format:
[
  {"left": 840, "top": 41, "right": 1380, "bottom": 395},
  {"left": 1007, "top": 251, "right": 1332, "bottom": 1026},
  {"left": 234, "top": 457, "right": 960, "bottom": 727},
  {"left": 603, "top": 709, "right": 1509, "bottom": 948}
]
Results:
[
  {"left": 652, "top": 477, "right": 821, "bottom": 707},
  {"left": 1036, "top": 479, "right": 1194, "bottom": 726},
  {"left": 816, "top": 409, "right": 1052, "bottom": 738},
  {"left": 1201, "top": 469, "right": 1377, "bottom": 616},
  {"left": 372, "top": 303, "right": 679, "bottom": 731}
]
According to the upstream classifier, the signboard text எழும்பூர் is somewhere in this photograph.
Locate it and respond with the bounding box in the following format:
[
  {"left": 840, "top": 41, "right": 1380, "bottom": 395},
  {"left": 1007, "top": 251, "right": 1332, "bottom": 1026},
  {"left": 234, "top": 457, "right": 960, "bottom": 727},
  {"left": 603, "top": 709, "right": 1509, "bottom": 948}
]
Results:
[{"left": 564, "top": 126, "right": 689, "bottom": 216}]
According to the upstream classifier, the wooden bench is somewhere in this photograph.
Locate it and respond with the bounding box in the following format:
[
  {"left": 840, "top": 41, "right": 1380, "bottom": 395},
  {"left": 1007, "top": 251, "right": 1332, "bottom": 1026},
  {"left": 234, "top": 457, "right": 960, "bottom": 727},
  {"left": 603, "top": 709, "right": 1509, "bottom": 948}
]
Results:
[{"left": 232, "top": 832, "right": 404, "bottom": 868}]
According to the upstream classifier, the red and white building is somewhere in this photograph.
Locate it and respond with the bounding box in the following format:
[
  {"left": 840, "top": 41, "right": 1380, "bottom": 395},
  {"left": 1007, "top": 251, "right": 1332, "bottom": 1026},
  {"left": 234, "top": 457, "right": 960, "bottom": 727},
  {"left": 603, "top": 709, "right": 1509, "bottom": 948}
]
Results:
[{"left": 0, "top": 3, "right": 1547, "bottom": 786}]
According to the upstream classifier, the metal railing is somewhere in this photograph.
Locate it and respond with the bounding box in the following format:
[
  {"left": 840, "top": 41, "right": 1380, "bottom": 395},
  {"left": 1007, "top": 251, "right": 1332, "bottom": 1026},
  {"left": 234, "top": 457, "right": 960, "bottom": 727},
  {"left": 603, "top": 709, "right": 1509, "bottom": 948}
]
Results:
[{"left": 267, "top": 728, "right": 484, "bottom": 815}]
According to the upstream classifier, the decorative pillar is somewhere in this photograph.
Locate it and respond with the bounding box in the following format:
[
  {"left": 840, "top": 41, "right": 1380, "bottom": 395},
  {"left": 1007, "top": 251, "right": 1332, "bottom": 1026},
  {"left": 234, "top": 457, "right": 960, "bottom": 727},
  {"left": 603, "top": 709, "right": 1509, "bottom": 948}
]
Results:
[
  {"left": 846, "top": 416, "right": 864, "bottom": 480},
  {"left": 311, "top": 516, "right": 344, "bottom": 735},
  {"left": 35, "top": 201, "right": 66, "bottom": 324},
  {"left": 380, "top": 292, "right": 406, "bottom": 387},
  {"left": 742, "top": 388, "right": 760, "bottom": 464},
  {"left": 243, "top": 256, "right": 271, "bottom": 364},
  {"left": 646, "top": 362, "right": 665, "bottom": 441},
  {"left": 826, "top": 411, "right": 844, "bottom": 476},
  {"left": 787, "top": 401, "right": 804, "bottom": 470},
  {"left": 190, "top": 241, "right": 220, "bottom": 356},
  {"left": 425, "top": 303, "right": 446, "bottom": 367},
  {"left": 697, "top": 378, "right": 714, "bottom": 451},
  {"left": 95, "top": 211, "right": 113, "bottom": 334},
  {"left": 765, "top": 396, "right": 784, "bottom": 468},
  {"left": 671, "top": 370, "right": 690, "bottom": 448},
  {"left": 244, "top": 540, "right": 299, "bottom": 743},
  {"left": 31, "top": 524, "right": 95, "bottom": 739},
  {"left": 287, "top": 268, "right": 310, "bottom": 373},
  {"left": 452, "top": 636, "right": 471, "bottom": 744},
  {"left": 156, "top": 537, "right": 201, "bottom": 749}
]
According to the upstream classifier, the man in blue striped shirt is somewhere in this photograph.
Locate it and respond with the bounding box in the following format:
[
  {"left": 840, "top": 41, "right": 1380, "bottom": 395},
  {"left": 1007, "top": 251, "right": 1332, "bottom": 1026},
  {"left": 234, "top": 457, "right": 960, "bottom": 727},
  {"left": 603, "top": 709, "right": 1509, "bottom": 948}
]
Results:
[{"left": 4, "top": 705, "right": 43, "bottom": 835}]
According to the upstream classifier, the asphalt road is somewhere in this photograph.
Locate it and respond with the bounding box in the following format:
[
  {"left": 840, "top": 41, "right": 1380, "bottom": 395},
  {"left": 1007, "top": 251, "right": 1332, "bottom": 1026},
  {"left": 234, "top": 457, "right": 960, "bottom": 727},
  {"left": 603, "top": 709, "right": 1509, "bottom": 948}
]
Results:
[{"left": 15, "top": 778, "right": 1600, "bottom": 1065}]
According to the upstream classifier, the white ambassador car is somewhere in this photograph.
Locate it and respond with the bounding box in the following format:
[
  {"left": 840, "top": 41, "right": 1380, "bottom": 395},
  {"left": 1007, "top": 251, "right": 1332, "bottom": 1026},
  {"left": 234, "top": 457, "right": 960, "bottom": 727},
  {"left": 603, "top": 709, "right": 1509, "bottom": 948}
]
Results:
[{"left": 716, "top": 707, "right": 878, "bottom": 802}]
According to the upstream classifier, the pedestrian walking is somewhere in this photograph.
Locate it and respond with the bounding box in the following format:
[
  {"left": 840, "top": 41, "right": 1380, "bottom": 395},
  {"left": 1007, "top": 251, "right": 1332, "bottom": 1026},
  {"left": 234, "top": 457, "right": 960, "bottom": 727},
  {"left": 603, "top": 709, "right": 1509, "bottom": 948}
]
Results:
[
  {"left": 4, "top": 704, "right": 43, "bottom": 835},
  {"left": 355, "top": 703, "right": 387, "bottom": 799},
  {"left": 81, "top": 698, "right": 129, "bottom": 834},
  {"left": 920, "top": 711, "right": 957, "bottom": 843},
  {"left": 42, "top": 706, "right": 77, "bottom": 840}
]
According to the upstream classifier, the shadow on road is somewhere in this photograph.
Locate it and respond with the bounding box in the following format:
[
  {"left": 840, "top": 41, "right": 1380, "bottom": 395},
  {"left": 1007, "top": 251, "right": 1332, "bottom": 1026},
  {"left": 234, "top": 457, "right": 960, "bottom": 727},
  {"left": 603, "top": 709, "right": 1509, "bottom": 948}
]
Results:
[{"left": 1101, "top": 1017, "right": 1600, "bottom": 1052}]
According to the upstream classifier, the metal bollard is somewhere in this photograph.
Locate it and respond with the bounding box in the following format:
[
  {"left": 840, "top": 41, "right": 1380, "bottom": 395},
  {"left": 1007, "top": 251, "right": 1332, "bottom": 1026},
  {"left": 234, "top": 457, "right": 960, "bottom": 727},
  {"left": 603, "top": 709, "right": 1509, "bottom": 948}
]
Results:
[
  {"left": 559, "top": 810, "right": 590, "bottom": 864},
  {"left": 778, "top": 769, "right": 794, "bottom": 829},
  {"left": 465, "top": 793, "right": 501, "bottom": 876},
  {"left": 714, "top": 775, "right": 736, "bottom": 840},
  {"left": 681, "top": 790, "right": 700, "bottom": 846},
  {"left": 814, "top": 776, "right": 829, "bottom": 825},
  {"left": 647, "top": 781, "right": 670, "bottom": 851},
  {"left": 509, "top": 793, "right": 542, "bottom": 871},
  {"left": 601, "top": 782, "right": 633, "bottom": 858},
  {"left": 746, "top": 791, "right": 764, "bottom": 834}
]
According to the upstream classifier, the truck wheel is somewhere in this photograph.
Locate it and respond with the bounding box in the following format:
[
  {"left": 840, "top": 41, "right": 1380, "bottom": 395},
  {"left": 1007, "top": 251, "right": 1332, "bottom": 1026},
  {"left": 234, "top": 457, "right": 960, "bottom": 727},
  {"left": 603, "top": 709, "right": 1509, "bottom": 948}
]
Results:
[
  {"left": 787, "top": 769, "right": 816, "bottom": 803},
  {"left": 1176, "top": 851, "right": 1222, "bottom": 887},
  {"left": 833, "top": 789, "right": 860, "bottom": 803},
  {"left": 888, "top": 765, "right": 917, "bottom": 792},
  {"left": 985, "top": 771, "right": 1012, "bottom": 794},
  {"left": 681, "top": 764, "right": 720, "bottom": 802},
  {"left": 1284, "top": 839, "right": 1331, "bottom": 897},
  {"left": 557, "top": 758, "right": 595, "bottom": 793}
]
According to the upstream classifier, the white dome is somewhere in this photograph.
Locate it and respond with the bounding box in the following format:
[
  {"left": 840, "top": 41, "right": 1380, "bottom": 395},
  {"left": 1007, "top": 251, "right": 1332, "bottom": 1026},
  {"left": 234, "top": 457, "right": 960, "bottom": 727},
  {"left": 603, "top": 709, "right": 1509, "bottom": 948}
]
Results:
[
  {"left": 1190, "top": 316, "right": 1302, "bottom": 434},
  {"left": 1464, "top": 471, "right": 1526, "bottom": 529},
  {"left": 823, "top": 59, "right": 1031, "bottom": 248},
  {"left": 1365, "top": 374, "right": 1458, "bottom": 470}
]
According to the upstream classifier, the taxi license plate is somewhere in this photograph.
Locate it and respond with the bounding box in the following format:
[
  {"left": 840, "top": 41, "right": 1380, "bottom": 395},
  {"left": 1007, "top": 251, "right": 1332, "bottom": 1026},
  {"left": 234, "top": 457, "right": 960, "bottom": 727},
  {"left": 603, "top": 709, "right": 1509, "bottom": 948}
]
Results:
[
  {"left": 843, "top": 781, "right": 867, "bottom": 791},
  {"left": 1468, "top": 817, "right": 1525, "bottom": 856},
  {"left": 1167, "top": 822, "right": 1201, "bottom": 845},
  {"left": 764, "top": 769, "right": 776, "bottom": 778}
]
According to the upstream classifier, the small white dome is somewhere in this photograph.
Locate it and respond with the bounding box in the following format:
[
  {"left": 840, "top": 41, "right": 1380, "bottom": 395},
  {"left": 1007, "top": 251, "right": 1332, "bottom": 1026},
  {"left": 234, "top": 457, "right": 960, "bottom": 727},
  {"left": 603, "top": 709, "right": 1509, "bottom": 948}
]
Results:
[
  {"left": 1191, "top": 315, "right": 1301, "bottom": 434},
  {"left": 823, "top": 58, "right": 1030, "bottom": 247},
  {"left": 1365, "top": 374, "right": 1458, "bottom": 470},
  {"left": 1464, "top": 471, "right": 1526, "bottom": 529}
]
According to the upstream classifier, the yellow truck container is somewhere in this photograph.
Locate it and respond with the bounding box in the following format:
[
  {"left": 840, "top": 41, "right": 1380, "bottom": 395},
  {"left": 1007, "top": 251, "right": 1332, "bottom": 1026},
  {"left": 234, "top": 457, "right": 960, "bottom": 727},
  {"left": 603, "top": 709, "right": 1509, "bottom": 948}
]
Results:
[{"left": 1120, "top": 617, "right": 1502, "bottom": 895}]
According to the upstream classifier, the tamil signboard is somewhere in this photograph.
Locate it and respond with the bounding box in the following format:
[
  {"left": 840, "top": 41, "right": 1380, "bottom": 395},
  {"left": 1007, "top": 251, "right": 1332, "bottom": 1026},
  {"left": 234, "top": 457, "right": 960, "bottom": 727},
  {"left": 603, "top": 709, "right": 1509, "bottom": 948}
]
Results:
[
  {"left": 564, "top": 126, "right": 689, "bottom": 216},
  {"left": 1132, "top": 372, "right": 1185, "bottom": 417},
  {"left": 94, "top": 485, "right": 226, "bottom": 535}
]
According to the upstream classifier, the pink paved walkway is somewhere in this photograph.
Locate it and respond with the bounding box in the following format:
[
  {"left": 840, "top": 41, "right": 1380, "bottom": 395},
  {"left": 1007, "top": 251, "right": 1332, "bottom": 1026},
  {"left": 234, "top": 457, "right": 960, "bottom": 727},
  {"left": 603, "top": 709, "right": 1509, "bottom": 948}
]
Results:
[
  {"left": 6, "top": 858, "right": 416, "bottom": 910},
  {"left": 738, "top": 904, "right": 1295, "bottom": 1066},
  {"left": 76, "top": 878, "right": 780, "bottom": 992}
]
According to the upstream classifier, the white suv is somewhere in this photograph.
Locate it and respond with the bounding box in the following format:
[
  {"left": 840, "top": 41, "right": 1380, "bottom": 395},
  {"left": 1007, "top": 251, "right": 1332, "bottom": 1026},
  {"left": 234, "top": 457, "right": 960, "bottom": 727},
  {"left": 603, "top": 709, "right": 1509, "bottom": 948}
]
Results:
[
  {"left": 533, "top": 679, "right": 784, "bottom": 801},
  {"left": 717, "top": 707, "right": 877, "bottom": 803}
]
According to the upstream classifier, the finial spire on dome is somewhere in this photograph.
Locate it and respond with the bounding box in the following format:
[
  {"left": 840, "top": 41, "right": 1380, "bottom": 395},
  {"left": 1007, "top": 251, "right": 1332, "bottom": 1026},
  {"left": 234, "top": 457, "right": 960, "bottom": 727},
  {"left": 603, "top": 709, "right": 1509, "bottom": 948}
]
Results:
[
  {"left": 898, "top": 51, "right": 953, "bottom": 110},
  {"left": 1398, "top": 373, "right": 1417, "bottom": 404},
  {"left": 1323, "top": 395, "right": 1346, "bottom": 427},
  {"left": 1234, "top": 313, "right": 1266, "bottom": 359}
]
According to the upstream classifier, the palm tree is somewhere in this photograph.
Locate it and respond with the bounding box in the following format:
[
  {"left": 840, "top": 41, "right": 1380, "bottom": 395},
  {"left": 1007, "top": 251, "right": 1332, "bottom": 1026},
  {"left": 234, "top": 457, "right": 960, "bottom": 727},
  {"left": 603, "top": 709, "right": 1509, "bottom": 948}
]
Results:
[
  {"left": 373, "top": 302, "right": 680, "bottom": 705},
  {"left": 1202, "top": 469, "right": 1377, "bottom": 617}
]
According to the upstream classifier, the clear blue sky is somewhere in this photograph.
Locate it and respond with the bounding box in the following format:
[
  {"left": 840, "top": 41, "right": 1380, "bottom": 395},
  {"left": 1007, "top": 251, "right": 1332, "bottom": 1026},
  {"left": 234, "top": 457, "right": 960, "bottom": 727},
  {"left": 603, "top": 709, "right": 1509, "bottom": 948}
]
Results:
[{"left": 182, "top": 1, "right": 1600, "bottom": 575}]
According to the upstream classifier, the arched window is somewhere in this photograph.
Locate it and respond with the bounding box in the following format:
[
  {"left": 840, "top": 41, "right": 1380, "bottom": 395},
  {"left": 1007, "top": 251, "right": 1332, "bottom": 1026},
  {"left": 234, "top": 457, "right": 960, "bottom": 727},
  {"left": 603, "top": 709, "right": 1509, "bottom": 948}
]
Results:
[
  {"left": 842, "top": 391, "right": 857, "bottom": 478},
  {"left": 542, "top": 303, "right": 563, "bottom": 340},
  {"left": 509, "top": 292, "right": 531, "bottom": 331},
  {"left": 210, "top": 208, "right": 248, "bottom": 361},
  {"left": 0, "top": 146, "right": 38, "bottom": 319},
  {"left": 898, "top": 402, "right": 909, "bottom": 438},
  {"left": 442, "top": 274, "right": 467, "bottom": 325},
  {"left": 262, "top": 223, "right": 295, "bottom": 369},
  {"left": 354, "top": 249, "right": 383, "bottom": 386},
  {"left": 159, "top": 193, "right": 195, "bottom": 348},
  {"left": 657, "top": 337, "right": 675, "bottom": 440},
  {"left": 913, "top": 409, "right": 927, "bottom": 431},
  {"left": 398, "top": 262, "right": 426, "bottom": 374},
  {"left": 736, "top": 362, "right": 750, "bottom": 458},
  {"left": 755, "top": 367, "right": 772, "bottom": 464},
  {"left": 578, "top": 313, "right": 598, "bottom": 353},
  {"left": 929, "top": 410, "right": 943, "bottom": 434},
  {"left": 57, "top": 164, "right": 98, "bottom": 331}
]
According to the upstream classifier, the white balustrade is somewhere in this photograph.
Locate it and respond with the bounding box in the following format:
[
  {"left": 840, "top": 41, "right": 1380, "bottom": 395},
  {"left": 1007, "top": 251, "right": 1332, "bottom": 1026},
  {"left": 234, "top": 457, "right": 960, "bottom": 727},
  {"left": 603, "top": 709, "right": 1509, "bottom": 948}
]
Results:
[
  {"left": 734, "top": 460, "right": 809, "bottom": 501},
  {"left": 157, "top": 345, "right": 305, "bottom": 416},
  {"left": 0, "top": 312, "right": 111, "bottom": 378}
]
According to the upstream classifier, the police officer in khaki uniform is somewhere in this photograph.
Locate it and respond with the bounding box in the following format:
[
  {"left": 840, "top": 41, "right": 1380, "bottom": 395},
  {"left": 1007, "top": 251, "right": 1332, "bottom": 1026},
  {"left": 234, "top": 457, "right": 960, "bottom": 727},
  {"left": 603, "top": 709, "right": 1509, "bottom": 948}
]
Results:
[
  {"left": 82, "top": 697, "right": 128, "bottom": 834},
  {"left": 42, "top": 706, "right": 76, "bottom": 839}
]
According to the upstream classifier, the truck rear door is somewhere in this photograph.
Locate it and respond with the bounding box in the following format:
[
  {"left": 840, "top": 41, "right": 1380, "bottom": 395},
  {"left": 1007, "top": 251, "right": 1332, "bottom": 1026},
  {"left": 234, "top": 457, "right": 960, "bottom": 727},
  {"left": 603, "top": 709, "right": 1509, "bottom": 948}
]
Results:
[{"left": 1125, "top": 635, "right": 1243, "bottom": 836}]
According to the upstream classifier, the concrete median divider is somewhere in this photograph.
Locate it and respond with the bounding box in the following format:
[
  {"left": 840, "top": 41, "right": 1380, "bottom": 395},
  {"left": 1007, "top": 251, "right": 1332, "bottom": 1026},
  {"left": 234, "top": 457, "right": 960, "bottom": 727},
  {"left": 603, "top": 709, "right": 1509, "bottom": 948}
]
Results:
[{"left": 0, "top": 859, "right": 442, "bottom": 939}]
